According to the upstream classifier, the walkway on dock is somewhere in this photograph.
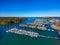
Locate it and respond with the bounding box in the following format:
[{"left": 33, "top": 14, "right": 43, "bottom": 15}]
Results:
[{"left": 39, "top": 35, "right": 59, "bottom": 39}]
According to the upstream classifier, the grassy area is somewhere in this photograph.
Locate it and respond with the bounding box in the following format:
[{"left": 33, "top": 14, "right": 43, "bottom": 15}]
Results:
[{"left": 0, "top": 17, "right": 27, "bottom": 26}]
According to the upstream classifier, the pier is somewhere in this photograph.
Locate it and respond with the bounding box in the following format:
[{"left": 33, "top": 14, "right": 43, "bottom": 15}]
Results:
[
  {"left": 6, "top": 28, "right": 40, "bottom": 37},
  {"left": 6, "top": 28, "right": 59, "bottom": 39},
  {"left": 19, "top": 19, "right": 48, "bottom": 31},
  {"left": 39, "top": 35, "right": 59, "bottom": 39}
]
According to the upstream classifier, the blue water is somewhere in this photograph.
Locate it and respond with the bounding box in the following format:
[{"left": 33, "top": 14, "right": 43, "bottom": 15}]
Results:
[
  {"left": 20, "top": 17, "right": 58, "bottom": 37},
  {"left": 1, "top": 17, "right": 60, "bottom": 45},
  {"left": 0, "top": 17, "right": 59, "bottom": 39}
]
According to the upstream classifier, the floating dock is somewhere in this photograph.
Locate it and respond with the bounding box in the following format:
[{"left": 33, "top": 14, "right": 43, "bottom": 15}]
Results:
[
  {"left": 19, "top": 19, "right": 48, "bottom": 31},
  {"left": 6, "top": 28, "right": 59, "bottom": 39},
  {"left": 6, "top": 28, "right": 40, "bottom": 37}
]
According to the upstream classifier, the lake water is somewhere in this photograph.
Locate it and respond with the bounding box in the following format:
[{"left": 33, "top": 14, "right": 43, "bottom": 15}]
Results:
[{"left": 0, "top": 17, "right": 60, "bottom": 45}]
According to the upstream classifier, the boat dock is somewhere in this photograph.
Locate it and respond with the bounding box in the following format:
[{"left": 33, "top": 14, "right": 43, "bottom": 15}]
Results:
[
  {"left": 6, "top": 28, "right": 40, "bottom": 37},
  {"left": 6, "top": 28, "right": 59, "bottom": 39},
  {"left": 19, "top": 19, "right": 48, "bottom": 30},
  {"left": 39, "top": 35, "right": 59, "bottom": 39}
]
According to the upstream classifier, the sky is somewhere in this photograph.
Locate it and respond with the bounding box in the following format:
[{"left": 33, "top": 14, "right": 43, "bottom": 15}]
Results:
[{"left": 0, "top": 0, "right": 60, "bottom": 17}]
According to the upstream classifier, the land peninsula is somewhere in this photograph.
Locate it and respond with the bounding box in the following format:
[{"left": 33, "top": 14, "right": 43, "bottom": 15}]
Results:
[{"left": 0, "top": 17, "right": 27, "bottom": 25}]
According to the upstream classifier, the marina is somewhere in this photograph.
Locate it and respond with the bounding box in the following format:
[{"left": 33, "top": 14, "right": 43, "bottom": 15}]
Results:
[
  {"left": 6, "top": 28, "right": 40, "bottom": 37},
  {"left": 19, "top": 18, "right": 60, "bottom": 38},
  {"left": 20, "top": 19, "right": 48, "bottom": 31},
  {"left": 1, "top": 17, "right": 60, "bottom": 45},
  {"left": 6, "top": 28, "right": 59, "bottom": 39},
  {"left": 0, "top": 0, "right": 60, "bottom": 45},
  {"left": 3, "top": 18, "right": 60, "bottom": 38}
]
